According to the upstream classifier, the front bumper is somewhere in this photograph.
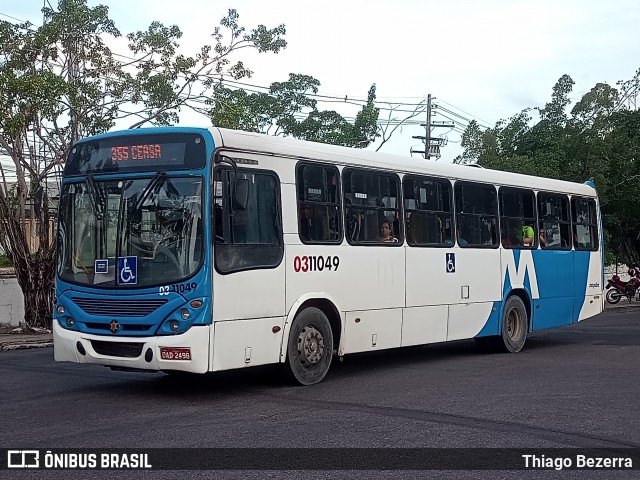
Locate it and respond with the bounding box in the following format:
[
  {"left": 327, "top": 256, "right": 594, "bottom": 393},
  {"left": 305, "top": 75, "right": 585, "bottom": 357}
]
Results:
[{"left": 53, "top": 322, "right": 211, "bottom": 373}]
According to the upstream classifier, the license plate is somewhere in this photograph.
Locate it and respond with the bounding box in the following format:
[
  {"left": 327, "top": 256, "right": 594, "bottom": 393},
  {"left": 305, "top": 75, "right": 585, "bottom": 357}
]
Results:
[{"left": 159, "top": 347, "right": 191, "bottom": 361}]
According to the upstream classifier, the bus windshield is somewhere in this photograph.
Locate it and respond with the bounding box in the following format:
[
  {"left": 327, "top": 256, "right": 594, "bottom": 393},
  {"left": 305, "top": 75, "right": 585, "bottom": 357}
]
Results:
[{"left": 57, "top": 175, "right": 203, "bottom": 288}]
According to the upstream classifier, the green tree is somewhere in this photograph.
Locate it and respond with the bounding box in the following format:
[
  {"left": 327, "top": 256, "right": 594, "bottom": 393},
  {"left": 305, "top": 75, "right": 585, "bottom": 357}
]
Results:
[
  {"left": 538, "top": 74, "right": 575, "bottom": 125},
  {"left": 209, "top": 74, "right": 380, "bottom": 148},
  {"left": 456, "top": 71, "right": 640, "bottom": 265},
  {"left": 0, "top": 0, "right": 286, "bottom": 329},
  {"left": 598, "top": 109, "right": 640, "bottom": 262}
]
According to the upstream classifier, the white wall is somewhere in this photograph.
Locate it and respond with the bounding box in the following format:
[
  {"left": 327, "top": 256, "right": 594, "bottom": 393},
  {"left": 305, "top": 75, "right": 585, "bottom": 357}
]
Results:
[{"left": 0, "top": 277, "right": 25, "bottom": 327}]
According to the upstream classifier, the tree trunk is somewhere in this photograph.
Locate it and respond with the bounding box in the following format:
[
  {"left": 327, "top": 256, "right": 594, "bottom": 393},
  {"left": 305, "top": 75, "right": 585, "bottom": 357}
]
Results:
[
  {"left": 0, "top": 191, "right": 57, "bottom": 331},
  {"left": 13, "top": 248, "right": 56, "bottom": 330}
]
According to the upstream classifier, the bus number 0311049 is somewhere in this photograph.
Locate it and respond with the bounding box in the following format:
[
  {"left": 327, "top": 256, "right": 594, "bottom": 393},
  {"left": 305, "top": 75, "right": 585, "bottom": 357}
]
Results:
[{"left": 293, "top": 255, "right": 339, "bottom": 273}]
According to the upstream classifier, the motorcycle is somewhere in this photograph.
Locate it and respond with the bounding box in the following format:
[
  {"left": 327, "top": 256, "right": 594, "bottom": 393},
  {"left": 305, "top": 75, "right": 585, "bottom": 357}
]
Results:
[{"left": 606, "top": 265, "right": 640, "bottom": 304}]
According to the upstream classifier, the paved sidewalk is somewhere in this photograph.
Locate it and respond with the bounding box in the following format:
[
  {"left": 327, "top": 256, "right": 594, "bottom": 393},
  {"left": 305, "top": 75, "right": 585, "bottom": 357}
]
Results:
[
  {"left": 605, "top": 299, "right": 640, "bottom": 314},
  {"left": 0, "top": 328, "right": 53, "bottom": 352},
  {"left": 0, "top": 301, "right": 637, "bottom": 352}
]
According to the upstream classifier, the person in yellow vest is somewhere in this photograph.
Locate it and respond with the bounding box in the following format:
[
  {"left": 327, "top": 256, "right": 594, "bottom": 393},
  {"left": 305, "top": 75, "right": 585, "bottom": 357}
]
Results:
[{"left": 522, "top": 224, "right": 535, "bottom": 246}]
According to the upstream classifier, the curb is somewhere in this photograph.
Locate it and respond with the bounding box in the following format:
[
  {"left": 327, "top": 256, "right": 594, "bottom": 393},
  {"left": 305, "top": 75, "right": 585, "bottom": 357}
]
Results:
[
  {"left": 605, "top": 304, "right": 640, "bottom": 314},
  {"left": 0, "top": 341, "right": 53, "bottom": 352}
]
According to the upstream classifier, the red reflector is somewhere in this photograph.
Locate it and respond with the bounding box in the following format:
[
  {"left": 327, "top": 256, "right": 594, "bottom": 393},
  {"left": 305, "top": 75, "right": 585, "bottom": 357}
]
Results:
[{"left": 159, "top": 347, "right": 191, "bottom": 361}]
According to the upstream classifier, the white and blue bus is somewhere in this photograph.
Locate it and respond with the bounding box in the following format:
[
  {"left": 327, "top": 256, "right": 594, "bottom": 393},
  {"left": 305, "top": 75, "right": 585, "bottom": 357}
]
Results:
[{"left": 54, "top": 127, "right": 604, "bottom": 385}]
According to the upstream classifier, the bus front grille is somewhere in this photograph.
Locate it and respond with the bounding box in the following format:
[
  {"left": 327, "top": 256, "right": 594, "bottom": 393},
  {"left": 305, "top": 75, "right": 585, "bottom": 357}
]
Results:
[
  {"left": 91, "top": 340, "right": 144, "bottom": 358},
  {"left": 71, "top": 297, "right": 168, "bottom": 317},
  {"left": 85, "top": 323, "right": 153, "bottom": 332}
]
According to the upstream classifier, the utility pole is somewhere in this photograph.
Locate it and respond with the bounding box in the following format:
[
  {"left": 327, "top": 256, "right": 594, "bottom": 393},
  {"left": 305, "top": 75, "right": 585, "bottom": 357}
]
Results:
[
  {"left": 425, "top": 94, "right": 432, "bottom": 155},
  {"left": 412, "top": 94, "right": 455, "bottom": 160}
]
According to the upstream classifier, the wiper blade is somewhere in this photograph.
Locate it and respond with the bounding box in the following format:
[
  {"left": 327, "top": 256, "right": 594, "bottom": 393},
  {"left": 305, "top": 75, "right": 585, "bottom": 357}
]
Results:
[
  {"left": 130, "top": 171, "right": 166, "bottom": 217},
  {"left": 83, "top": 174, "right": 106, "bottom": 220}
]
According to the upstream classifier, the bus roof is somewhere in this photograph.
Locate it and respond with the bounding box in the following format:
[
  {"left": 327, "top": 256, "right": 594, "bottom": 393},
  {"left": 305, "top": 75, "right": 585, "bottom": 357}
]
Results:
[{"left": 211, "top": 127, "right": 597, "bottom": 197}]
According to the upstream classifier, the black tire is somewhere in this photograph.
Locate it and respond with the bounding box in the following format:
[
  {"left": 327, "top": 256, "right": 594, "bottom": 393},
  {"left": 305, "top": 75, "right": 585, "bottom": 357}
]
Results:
[
  {"left": 606, "top": 288, "right": 622, "bottom": 304},
  {"left": 284, "top": 307, "right": 333, "bottom": 386},
  {"left": 500, "top": 295, "right": 528, "bottom": 353},
  {"left": 475, "top": 297, "right": 528, "bottom": 353}
]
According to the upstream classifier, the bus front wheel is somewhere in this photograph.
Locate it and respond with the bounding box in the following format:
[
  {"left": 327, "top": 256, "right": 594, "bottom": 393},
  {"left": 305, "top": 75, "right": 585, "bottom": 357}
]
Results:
[{"left": 284, "top": 307, "right": 333, "bottom": 386}]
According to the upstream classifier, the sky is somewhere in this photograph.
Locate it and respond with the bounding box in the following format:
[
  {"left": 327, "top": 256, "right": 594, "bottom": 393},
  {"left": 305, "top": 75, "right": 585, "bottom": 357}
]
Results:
[{"left": 2, "top": 0, "right": 640, "bottom": 162}]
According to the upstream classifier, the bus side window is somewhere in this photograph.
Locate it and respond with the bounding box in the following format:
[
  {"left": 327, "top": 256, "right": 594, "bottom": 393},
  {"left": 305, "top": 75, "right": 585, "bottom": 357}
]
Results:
[
  {"left": 499, "top": 187, "right": 536, "bottom": 249},
  {"left": 343, "top": 168, "right": 402, "bottom": 245},
  {"left": 454, "top": 182, "right": 498, "bottom": 248},
  {"left": 403, "top": 176, "right": 452, "bottom": 247},
  {"left": 538, "top": 193, "right": 571, "bottom": 250},
  {"left": 571, "top": 197, "right": 598, "bottom": 251},
  {"left": 296, "top": 164, "right": 341, "bottom": 244},
  {"left": 214, "top": 168, "right": 284, "bottom": 274}
]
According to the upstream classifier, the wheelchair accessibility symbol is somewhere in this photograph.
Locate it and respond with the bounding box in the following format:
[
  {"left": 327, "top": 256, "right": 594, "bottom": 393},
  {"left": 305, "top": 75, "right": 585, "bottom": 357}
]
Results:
[
  {"left": 446, "top": 253, "right": 456, "bottom": 273},
  {"left": 118, "top": 256, "right": 137, "bottom": 285}
]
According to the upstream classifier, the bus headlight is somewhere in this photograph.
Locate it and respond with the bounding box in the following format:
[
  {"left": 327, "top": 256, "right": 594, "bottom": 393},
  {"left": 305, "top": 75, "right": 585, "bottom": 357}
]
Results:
[
  {"left": 66, "top": 317, "right": 75, "bottom": 328},
  {"left": 180, "top": 309, "right": 190, "bottom": 320},
  {"left": 169, "top": 320, "right": 180, "bottom": 331},
  {"left": 57, "top": 305, "right": 65, "bottom": 315}
]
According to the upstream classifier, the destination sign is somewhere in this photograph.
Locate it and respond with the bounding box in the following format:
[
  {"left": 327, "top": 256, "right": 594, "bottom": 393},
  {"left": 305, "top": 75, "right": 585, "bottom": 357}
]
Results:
[
  {"left": 64, "top": 132, "right": 206, "bottom": 175},
  {"left": 111, "top": 144, "right": 162, "bottom": 161}
]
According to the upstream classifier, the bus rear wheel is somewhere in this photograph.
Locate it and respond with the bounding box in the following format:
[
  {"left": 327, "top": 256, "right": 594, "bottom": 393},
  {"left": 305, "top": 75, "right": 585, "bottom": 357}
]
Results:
[
  {"left": 500, "top": 295, "right": 528, "bottom": 353},
  {"left": 475, "top": 296, "right": 528, "bottom": 353},
  {"left": 284, "top": 307, "right": 333, "bottom": 386}
]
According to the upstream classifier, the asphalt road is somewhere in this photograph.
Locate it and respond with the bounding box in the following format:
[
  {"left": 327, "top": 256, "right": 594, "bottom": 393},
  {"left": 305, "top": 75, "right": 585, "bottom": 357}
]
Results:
[{"left": 2, "top": 310, "right": 640, "bottom": 479}]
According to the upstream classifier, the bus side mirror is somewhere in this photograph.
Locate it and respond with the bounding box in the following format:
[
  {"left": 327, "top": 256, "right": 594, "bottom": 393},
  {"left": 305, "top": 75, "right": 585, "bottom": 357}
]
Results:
[{"left": 234, "top": 178, "right": 249, "bottom": 211}]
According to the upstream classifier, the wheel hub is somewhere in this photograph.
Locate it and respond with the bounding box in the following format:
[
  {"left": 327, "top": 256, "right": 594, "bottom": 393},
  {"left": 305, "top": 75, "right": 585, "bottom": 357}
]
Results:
[
  {"left": 507, "top": 309, "right": 522, "bottom": 340},
  {"left": 297, "top": 326, "right": 324, "bottom": 365}
]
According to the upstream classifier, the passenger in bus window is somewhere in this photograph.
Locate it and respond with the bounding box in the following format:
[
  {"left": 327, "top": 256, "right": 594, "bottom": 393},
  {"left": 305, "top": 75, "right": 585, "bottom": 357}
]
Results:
[
  {"left": 457, "top": 225, "right": 468, "bottom": 246},
  {"left": 443, "top": 219, "right": 453, "bottom": 245},
  {"left": 299, "top": 204, "right": 314, "bottom": 241},
  {"left": 380, "top": 219, "right": 397, "bottom": 243},
  {"left": 501, "top": 231, "right": 513, "bottom": 247},
  {"left": 299, "top": 204, "right": 326, "bottom": 242},
  {"left": 328, "top": 172, "right": 338, "bottom": 203},
  {"left": 574, "top": 231, "right": 590, "bottom": 249},
  {"left": 538, "top": 230, "right": 546, "bottom": 247},
  {"left": 522, "top": 224, "right": 535, "bottom": 246}
]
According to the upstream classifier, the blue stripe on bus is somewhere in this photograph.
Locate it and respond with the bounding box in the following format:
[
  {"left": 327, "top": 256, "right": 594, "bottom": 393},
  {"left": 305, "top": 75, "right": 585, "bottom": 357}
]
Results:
[{"left": 475, "top": 249, "right": 591, "bottom": 337}]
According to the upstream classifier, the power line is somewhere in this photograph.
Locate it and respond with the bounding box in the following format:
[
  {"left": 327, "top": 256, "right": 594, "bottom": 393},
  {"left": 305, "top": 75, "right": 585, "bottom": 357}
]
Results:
[
  {"left": 437, "top": 98, "right": 493, "bottom": 126},
  {"left": 0, "top": 11, "right": 492, "bottom": 127},
  {"left": 0, "top": 11, "right": 482, "bottom": 120},
  {"left": 0, "top": 12, "right": 32, "bottom": 23},
  {"left": 1, "top": 8, "right": 482, "bottom": 161}
]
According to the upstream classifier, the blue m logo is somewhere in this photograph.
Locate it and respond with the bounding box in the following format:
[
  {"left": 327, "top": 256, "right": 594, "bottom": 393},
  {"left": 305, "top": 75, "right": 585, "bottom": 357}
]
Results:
[{"left": 504, "top": 250, "right": 539, "bottom": 299}]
